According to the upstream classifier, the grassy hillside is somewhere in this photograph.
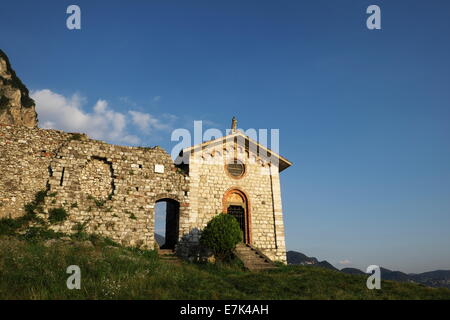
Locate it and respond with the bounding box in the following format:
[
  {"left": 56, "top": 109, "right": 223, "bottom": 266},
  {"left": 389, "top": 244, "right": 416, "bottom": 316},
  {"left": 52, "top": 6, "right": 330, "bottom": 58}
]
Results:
[{"left": 1, "top": 235, "right": 450, "bottom": 300}]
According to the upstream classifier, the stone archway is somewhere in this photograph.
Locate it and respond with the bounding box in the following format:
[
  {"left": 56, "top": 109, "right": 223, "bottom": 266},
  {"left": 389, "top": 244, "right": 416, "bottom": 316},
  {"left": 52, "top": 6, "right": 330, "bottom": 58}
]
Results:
[
  {"left": 222, "top": 188, "right": 251, "bottom": 244},
  {"left": 155, "top": 198, "right": 180, "bottom": 249}
]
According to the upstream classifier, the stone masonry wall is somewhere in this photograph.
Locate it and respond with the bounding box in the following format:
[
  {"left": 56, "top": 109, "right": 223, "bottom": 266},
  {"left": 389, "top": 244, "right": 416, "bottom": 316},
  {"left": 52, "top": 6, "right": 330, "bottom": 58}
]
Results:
[
  {"left": 182, "top": 138, "right": 287, "bottom": 262},
  {"left": 0, "top": 124, "right": 72, "bottom": 219},
  {"left": 0, "top": 125, "right": 189, "bottom": 249}
]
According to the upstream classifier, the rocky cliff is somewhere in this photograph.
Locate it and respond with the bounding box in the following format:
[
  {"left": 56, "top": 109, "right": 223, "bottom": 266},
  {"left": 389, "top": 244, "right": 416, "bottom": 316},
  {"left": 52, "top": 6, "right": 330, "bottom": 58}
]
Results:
[{"left": 0, "top": 50, "right": 38, "bottom": 127}]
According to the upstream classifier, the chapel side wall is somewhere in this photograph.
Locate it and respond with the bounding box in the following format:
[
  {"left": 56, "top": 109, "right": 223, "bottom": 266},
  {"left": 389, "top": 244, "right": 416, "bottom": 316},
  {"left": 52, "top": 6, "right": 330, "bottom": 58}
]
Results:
[
  {"left": 185, "top": 141, "right": 287, "bottom": 262},
  {"left": 268, "top": 166, "right": 287, "bottom": 262}
]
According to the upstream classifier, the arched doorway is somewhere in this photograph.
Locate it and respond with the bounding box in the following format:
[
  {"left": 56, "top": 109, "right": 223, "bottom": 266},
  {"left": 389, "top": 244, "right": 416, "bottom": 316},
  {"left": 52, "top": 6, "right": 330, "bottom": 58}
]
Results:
[
  {"left": 222, "top": 189, "right": 251, "bottom": 244},
  {"left": 154, "top": 198, "right": 180, "bottom": 249}
]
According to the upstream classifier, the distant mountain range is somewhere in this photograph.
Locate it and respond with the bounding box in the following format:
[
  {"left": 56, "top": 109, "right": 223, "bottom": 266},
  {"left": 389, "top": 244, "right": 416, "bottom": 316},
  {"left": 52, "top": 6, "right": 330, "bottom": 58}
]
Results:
[
  {"left": 287, "top": 251, "right": 450, "bottom": 289},
  {"left": 286, "top": 251, "right": 339, "bottom": 271}
]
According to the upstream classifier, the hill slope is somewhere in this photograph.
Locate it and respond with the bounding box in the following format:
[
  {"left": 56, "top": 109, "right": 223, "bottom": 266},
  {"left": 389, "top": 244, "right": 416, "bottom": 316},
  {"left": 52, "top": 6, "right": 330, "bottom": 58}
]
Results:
[{"left": 1, "top": 236, "right": 449, "bottom": 300}]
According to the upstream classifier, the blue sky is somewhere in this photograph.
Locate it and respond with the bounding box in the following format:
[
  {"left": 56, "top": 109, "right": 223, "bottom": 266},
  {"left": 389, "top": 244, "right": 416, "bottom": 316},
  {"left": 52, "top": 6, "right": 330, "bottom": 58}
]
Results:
[{"left": 1, "top": 0, "right": 450, "bottom": 273}]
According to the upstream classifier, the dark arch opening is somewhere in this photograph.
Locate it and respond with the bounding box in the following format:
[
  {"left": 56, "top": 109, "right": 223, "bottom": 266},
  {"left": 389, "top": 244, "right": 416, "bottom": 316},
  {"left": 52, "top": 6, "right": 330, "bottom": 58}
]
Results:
[
  {"left": 154, "top": 198, "right": 180, "bottom": 249},
  {"left": 222, "top": 189, "right": 251, "bottom": 245}
]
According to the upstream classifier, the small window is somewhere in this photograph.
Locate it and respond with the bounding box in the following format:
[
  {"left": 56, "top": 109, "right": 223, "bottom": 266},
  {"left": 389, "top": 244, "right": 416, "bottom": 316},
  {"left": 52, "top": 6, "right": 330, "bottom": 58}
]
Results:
[{"left": 226, "top": 159, "right": 245, "bottom": 178}]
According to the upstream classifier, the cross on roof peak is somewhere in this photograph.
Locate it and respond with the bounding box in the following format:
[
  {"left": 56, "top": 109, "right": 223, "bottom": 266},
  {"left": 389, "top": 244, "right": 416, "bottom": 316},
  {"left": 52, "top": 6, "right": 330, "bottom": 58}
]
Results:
[{"left": 231, "top": 116, "right": 237, "bottom": 132}]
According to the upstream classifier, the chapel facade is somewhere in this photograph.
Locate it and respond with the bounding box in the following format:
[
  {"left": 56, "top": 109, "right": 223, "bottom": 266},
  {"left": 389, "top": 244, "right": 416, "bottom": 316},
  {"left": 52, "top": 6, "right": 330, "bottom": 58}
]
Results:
[{"left": 176, "top": 118, "right": 292, "bottom": 262}]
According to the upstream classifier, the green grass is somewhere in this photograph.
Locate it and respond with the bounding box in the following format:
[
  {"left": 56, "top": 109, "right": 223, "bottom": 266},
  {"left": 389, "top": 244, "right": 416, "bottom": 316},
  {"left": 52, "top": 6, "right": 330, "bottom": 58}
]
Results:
[
  {"left": 48, "top": 207, "right": 68, "bottom": 224},
  {"left": 0, "top": 235, "right": 449, "bottom": 300}
]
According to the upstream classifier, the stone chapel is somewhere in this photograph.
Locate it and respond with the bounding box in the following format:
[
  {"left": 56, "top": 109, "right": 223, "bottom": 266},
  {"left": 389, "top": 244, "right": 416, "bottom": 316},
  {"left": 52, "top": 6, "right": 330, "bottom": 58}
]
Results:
[{"left": 175, "top": 117, "right": 292, "bottom": 262}]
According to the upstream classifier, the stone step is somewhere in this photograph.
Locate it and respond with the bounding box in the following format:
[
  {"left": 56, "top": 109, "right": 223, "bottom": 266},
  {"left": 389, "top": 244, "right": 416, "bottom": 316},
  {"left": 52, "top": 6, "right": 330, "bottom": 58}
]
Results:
[
  {"left": 234, "top": 244, "right": 277, "bottom": 272},
  {"left": 245, "top": 260, "right": 271, "bottom": 265},
  {"left": 235, "top": 249, "right": 259, "bottom": 254},
  {"left": 247, "top": 261, "right": 273, "bottom": 266},
  {"left": 159, "top": 249, "right": 175, "bottom": 254},
  {"left": 238, "top": 254, "right": 261, "bottom": 258},
  {"left": 159, "top": 251, "right": 176, "bottom": 258},
  {"left": 160, "top": 258, "right": 177, "bottom": 261},
  {"left": 236, "top": 251, "right": 258, "bottom": 256},
  {"left": 245, "top": 264, "right": 276, "bottom": 271},
  {"left": 235, "top": 252, "right": 260, "bottom": 257},
  {"left": 238, "top": 254, "right": 270, "bottom": 261},
  {"left": 246, "top": 262, "right": 273, "bottom": 266},
  {"left": 158, "top": 250, "right": 182, "bottom": 265}
]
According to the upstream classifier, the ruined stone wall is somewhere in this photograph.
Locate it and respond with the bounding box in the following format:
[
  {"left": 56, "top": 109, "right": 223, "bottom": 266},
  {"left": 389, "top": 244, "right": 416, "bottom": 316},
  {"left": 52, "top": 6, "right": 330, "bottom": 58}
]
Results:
[
  {"left": 0, "top": 125, "right": 72, "bottom": 218},
  {"left": 0, "top": 125, "right": 189, "bottom": 248},
  {"left": 183, "top": 139, "right": 287, "bottom": 262}
]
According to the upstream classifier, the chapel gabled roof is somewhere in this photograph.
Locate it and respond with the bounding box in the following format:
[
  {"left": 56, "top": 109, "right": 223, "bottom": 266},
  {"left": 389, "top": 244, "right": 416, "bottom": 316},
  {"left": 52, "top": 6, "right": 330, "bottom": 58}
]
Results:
[{"left": 182, "top": 127, "right": 292, "bottom": 173}]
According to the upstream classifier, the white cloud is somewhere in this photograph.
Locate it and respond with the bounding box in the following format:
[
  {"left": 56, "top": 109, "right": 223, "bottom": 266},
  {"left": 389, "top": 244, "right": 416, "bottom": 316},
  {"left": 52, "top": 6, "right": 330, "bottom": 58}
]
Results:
[
  {"left": 153, "top": 96, "right": 161, "bottom": 102},
  {"left": 338, "top": 259, "right": 352, "bottom": 265},
  {"left": 119, "top": 96, "right": 137, "bottom": 107},
  {"left": 129, "top": 110, "right": 177, "bottom": 133},
  {"left": 129, "top": 110, "right": 167, "bottom": 132},
  {"left": 31, "top": 89, "right": 173, "bottom": 146}
]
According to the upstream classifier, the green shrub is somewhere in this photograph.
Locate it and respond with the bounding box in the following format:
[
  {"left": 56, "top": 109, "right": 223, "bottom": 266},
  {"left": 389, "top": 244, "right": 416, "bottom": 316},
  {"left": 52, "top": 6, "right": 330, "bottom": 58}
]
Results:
[
  {"left": 23, "top": 189, "right": 48, "bottom": 216},
  {"left": 200, "top": 213, "right": 243, "bottom": 262},
  {"left": 69, "top": 133, "right": 83, "bottom": 141},
  {"left": 48, "top": 208, "right": 68, "bottom": 224},
  {"left": 35, "top": 190, "right": 48, "bottom": 204},
  {"left": 95, "top": 199, "right": 106, "bottom": 207},
  {"left": 101, "top": 236, "right": 120, "bottom": 247},
  {"left": 87, "top": 195, "right": 105, "bottom": 207},
  {"left": 72, "top": 219, "right": 90, "bottom": 234},
  {"left": 20, "top": 226, "right": 63, "bottom": 242},
  {"left": 0, "top": 201, "right": 47, "bottom": 236},
  {"left": 24, "top": 203, "right": 36, "bottom": 216},
  {"left": 0, "top": 190, "right": 49, "bottom": 236},
  {"left": 0, "top": 218, "right": 22, "bottom": 236}
]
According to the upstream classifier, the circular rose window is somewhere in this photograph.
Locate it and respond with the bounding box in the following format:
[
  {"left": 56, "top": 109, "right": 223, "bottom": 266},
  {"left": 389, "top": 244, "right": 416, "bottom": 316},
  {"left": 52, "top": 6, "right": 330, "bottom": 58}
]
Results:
[{"left": 226, "top": 159, "right": 245, "bottom": 178}]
